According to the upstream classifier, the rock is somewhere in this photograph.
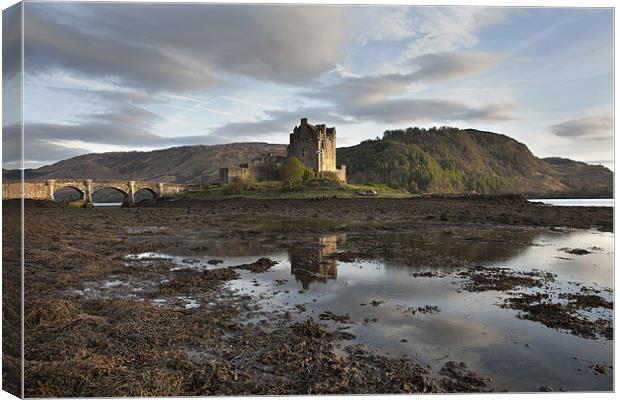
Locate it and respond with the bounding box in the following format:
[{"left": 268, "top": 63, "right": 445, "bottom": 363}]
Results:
[{"left": 231, "top": 257, "right": 278, "bottom": 273}]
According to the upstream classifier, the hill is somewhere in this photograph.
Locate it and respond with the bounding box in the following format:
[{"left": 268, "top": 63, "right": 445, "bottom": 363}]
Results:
[
  {"left": 4, "top": 127, "right": 612, "bottom": 197},
  {"left": 541, "top": 157, "right": 614, "bottom": 198},
  {"left": 336, "top": 127, "right": 612, "bottom": 196},
  {"left": 6, "top": 143, "right": 287, "bottom": 184}
]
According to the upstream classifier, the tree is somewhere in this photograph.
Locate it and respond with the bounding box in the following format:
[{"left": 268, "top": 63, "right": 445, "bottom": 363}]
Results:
[{"left": 278, "top": 157, "right": 306, "bottom": 189}]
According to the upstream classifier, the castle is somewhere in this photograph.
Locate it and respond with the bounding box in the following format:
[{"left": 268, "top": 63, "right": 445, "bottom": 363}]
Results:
[{"left": 219, "top": 118, "right": 346, "bottom": 184}]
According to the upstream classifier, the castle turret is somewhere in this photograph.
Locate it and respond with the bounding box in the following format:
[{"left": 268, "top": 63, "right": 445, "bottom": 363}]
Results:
[
  {"left": 287, "top": 118, "right": 345, "bottom": 182},
  {"left": 220, "top": 118, "right": 345, "bottom": 185}
]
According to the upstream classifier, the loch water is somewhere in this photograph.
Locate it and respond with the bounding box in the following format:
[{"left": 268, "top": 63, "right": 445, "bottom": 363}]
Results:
[
  {"left": 528, "top": 199, "right": 614, "bottom": 207},
  {"left": 125, "top": 226, "right": 613, "bottom": 392}
]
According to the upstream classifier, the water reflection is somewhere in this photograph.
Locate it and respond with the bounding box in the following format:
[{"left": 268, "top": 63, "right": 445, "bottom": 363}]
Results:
[
  {"left": 353, "top": 227, "right": 543, "bottom": 270},
  {"left": 287, "top": 227, "right": 543, "bottom": 287},
  {"left": 289, "top": 235, "right": 344, "bottom": 289},
  {"left": 124, "top": 226, "right": 613, "bottom": 392},
  {"left": 228, "top": 229, "right": 613, "bottom": 392}
]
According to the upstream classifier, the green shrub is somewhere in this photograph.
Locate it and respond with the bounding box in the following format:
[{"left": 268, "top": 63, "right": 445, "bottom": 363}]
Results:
[
  {"left": 278, "top": 157, "right": 306, "bottom": 188},
  {"left": 222, "top": 176, "right": 257, "bottom": 195},
  {"left": 302, "top": 168, "right": 315, "bottom": 182}
]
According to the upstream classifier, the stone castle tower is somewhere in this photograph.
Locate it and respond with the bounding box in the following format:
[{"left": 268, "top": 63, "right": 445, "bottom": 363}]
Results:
[
  {"left": 287, "top": 118, "right": 346, "bottom": 182},
  {"left": 219, "top": 118, "right": 346, "bottom": 184}
]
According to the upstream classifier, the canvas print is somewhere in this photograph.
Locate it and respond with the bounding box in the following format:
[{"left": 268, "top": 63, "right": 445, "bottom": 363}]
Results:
[{"left": 1, "top": 1, "right": 614, "bottom": 397}]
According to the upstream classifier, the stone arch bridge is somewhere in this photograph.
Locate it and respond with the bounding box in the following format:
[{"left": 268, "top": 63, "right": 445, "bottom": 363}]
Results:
[{"left": 2, "top": 179, "right": 195, "bottom": 206}]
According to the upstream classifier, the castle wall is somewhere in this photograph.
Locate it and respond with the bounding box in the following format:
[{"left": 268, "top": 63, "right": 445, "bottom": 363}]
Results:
[
  {"left": 319, "top": 132, "right": 337, "bottom": 173},
  {"left": 218, "top": 118, "right": 346, "bottom": 184},
  {"left": 335, "top": 165, "right": 347, "bottom": 183},
  {"left": 247, "top": 155, "right": 285, "bottom": 181},
  {"left": 288, "top": 118, "right": 338, "bottom": 173},
  {"left": 287, "top": 124, "right": 320, "bottom": 170},
  {"left": 219, "top": 167, "right": 249, "bottom": 184}
]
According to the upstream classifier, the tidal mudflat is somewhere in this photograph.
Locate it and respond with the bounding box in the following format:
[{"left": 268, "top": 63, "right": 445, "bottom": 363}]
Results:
[{"left": 10, "top": 195, "right": 613, "bottom": 396}]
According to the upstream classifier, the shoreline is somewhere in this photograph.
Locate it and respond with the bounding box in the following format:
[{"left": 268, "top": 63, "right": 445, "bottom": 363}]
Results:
[{"left": 4, "top": 197, "right": 614, "bottom": 395}]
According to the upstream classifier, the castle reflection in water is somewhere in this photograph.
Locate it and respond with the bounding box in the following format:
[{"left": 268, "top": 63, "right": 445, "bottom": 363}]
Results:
[{"left": 288, "top": 235, "right": 345, "bottom": 290}]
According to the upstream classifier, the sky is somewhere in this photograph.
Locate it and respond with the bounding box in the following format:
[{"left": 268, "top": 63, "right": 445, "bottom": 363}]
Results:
[{"left": 1, "top": 2, "right": 614, "bottom": 170}]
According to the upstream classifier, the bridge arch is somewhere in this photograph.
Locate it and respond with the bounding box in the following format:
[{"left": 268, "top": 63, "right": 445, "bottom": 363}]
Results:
[
  {"left": 52, "top": 185, "right": 84, "bottom": 203},
  {"left": 91, "top": 186, "right": 130, "bottom": 204},
  {"left": 91, "top": 183, "right": 130, "bottom": 194},
  {"left": 134, "top": 182, "right": 161, "bottom": 195},
  {"left": 134, "top": 187, "right": 158, "bottom": 204}
]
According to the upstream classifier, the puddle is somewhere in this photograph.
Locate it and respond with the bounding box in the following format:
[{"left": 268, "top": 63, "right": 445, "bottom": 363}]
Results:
[
  {"left": 117, "top": 226, "right": 612, "bottom": 391},
  {"left": 150, "top": 295, "right": 202, "bottom": 310}
]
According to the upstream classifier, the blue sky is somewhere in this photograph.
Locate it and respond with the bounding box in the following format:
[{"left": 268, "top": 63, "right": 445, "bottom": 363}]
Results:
[{"left": 2, "top": 3, "right": 614, "bottom": 170}]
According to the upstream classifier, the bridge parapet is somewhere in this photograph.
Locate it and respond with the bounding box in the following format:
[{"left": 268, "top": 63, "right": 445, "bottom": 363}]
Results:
[{"left": 2, "top": 179, "right": 194, "bottom": 206}]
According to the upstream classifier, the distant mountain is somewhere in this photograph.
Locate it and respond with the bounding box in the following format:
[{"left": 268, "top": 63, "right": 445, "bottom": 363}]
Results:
[
  {"left": 541, "top": 157, "right": 614, "bottom": 198},
  {"left": 5, "top": 143, "right": 287, "bottom": 184},
  {"left": 3, "top": 127, "right": 612, "bottom": 197},
  {"left": 336, "top": 127, "right": 612, "bottom": 197}
]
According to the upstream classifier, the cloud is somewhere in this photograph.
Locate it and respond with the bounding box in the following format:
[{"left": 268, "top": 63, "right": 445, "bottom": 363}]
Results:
[
  {"left": 19, "top": 121, "right": 210, "bottom": 148},
  {"left": 343, "top": 98, "right": 515, "bottom": 124},
  {"left": 2, "top": 3, "right": 22, "bottom": 84},
  {"left": 352, "top": 7, "right": 419, "bottom": 44},
  {"left": 1, "top": 119, "right": 220, "bottom": 169},
  {"left": 306, "top": 51, "right": 500, "bottom": 106},
  {"left": 5, "top": 105, "right": 336, "bottom": 168},
  {"left": 85, "top": 106, "right": 164, "bottom": 130},
  {"left": 308, "top": 73, "right": 414, "bottom": 105},
  {"left": 549, "top": 113, "right": 613, "bottom": 140},
  {"left": 24, "top": 3, "right": 348, "bottom": 91},
  {"left": 5, "top": 76, "right": 226, "bottom": 168},
  {"left": 295, "top": 50, "right": 510, "bottom": 124},
  {"left": 351, "top": 7, "right": 504, "bottom": 62},
  {"left": 205, "top": 98, "right": 514, "bottom": 141},
  {"left": 406, "top": 52, "right": 501, "bottom": 81},
  {"left": 47, "top": 87, "right": 160, "bottom": 106},
  {"left": 201, "top": 49, "right": 511, "bottom": 136},
  {"left": 12, "top": 3, "right": 516, "bottom": 168},
  {"left": 208, "top": 108, "right": 351, "bottom": 142},
  {"left": 586, "top": 159, "right": 614, "bottom": 167},
  {"left": 403, "top": 7, "right": 505, "bottom": 57},
  {"left": 24, "top": 10, "right": 220, "bottom": 92},
  {"left": 2, "top": 124, "right": 91, "bottom": 166},
  {"left": 2, "top": 99, "right": 217, "bottom": 167},
  {"left": 20, "top": 122, "right": 159, "bottom": 147}
]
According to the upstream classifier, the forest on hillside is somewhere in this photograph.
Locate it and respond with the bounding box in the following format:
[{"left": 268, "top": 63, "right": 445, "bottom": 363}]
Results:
[{"left": 337, "top": 126, "right": 611, "bottom": 196}]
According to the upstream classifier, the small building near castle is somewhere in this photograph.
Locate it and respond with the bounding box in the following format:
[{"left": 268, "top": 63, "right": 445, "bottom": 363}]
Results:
[{"left": 218, "top": 118, "right": 346, "bottom": 184}]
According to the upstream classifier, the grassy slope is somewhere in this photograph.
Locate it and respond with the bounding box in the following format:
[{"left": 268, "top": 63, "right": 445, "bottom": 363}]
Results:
[
  {"left": 179, "top": 180, "right": 413, "bottom": 200},
  {"left": 337, "top": 128, "right": 612, "bottom": 196}
]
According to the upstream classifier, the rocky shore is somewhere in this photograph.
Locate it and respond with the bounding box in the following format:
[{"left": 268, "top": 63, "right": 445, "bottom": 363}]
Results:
[{"left": 3, "top": 196, "right": 613, "bottom": 396}]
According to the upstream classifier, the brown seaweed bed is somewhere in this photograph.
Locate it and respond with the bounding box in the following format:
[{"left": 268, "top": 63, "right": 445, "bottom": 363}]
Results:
[
  {"left": 23, "top": 265, "right": 490, "bottom": 396},
  {"left": 502, "top": 290, "right": 613, "bottom": 340},
  {"left": 2, "top": 197, "right": 613, "bottom": 396},
  {"left": 456, "top": 267, "right": 613, "bottom": 340}
]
